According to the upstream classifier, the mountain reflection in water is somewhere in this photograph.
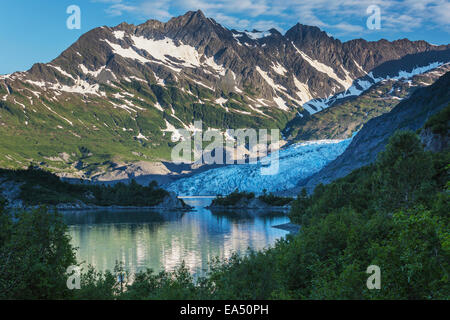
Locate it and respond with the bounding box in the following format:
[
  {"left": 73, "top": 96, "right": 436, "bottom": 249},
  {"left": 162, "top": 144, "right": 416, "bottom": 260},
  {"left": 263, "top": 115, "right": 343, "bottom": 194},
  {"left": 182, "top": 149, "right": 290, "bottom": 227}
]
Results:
[{"left": 64, "top": 198, "right": 290, "bottom": 276}]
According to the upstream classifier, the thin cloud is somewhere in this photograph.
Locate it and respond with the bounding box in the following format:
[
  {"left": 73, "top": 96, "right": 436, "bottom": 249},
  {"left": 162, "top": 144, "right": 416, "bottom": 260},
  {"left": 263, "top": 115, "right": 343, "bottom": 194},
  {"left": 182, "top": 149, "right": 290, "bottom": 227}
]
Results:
[{"left": 94, "top": 0, "right": 450, "bottom": 37}]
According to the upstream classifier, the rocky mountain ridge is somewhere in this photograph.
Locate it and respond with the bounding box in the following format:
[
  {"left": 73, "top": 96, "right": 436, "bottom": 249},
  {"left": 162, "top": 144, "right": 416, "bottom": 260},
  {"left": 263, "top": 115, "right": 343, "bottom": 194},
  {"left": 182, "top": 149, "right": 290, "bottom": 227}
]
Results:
[
  {"left": 1, "top": 10, "right": 449, "bottom": 178},
  {"left": 295, "top": 71, "right": 450, "bottom": 193}
]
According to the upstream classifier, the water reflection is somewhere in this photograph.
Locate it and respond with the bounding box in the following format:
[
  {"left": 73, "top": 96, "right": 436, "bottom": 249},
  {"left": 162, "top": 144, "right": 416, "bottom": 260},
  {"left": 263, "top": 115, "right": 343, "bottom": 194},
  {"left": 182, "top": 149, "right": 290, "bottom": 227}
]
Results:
[{"left": 64, "top": 198, "right": 289, "bottom": 276}]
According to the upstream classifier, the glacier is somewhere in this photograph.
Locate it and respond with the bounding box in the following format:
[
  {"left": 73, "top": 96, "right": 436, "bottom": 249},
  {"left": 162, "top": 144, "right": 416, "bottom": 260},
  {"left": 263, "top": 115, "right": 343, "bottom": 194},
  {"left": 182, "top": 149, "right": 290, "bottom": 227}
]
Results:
[{"left": 165, "top": 137, "right": 353, "bottom": 196}]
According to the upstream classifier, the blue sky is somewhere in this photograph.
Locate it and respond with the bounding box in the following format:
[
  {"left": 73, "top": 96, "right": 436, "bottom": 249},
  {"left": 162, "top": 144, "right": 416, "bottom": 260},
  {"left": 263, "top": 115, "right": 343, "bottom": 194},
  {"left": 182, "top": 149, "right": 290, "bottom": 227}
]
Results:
[{"left": 1, "top": 0, "right": 449, "bottom": 74}]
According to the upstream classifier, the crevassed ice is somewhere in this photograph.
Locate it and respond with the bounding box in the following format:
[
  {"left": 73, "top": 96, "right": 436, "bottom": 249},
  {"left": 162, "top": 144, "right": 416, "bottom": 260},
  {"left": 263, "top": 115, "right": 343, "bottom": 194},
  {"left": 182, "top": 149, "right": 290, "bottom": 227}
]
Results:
[{"left": 166, "top": 137, "right": 353, "bottom": 196}]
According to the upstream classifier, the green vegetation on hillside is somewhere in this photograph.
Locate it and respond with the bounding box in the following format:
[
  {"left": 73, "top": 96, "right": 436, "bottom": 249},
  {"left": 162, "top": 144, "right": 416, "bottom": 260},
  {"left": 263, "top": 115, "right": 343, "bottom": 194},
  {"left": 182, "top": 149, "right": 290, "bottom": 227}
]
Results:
[
  {"left": 286, "top": 79, "right": 421, "bottom": 141},
  {"left": 258, "top": 192, "right": 293, "bottom": 206},
  {"left": 0, "top": 77, "right": 293, "bottom": 174},
  {"left": 0, "top": 130, "right": 448, "bottom": 299},
  {"left": 0, "top": 206, "right": 76, "bottom": 299},
  {"left": 211, "top": 189, "right": 293, "bottom": 207},
  {"left": 423, "top": 103, "right": 450, "bottom": 135},
  {"left": 0, "top": 167, "right": 169, "bottom": 207},
  {"left": 211, "top": 190, "right": 255, "bottom": 206}
]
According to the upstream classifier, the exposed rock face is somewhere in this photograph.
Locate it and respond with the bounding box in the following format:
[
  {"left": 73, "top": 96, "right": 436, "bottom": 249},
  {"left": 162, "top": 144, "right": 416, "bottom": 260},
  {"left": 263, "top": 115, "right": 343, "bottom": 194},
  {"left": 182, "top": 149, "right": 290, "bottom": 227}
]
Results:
[
  {"left": 296, "top": 71, "right": 450, "bottom": 192},
  {"left": 153, "top": 192, "right": 190, "bottom": 210},
  {"left": 4, "top": 10, "right": 450, "bottom": 118},
  {"left": 1, "top": 10, "right": 450, "bottom": 176},
  {"left": 285, "top": 63, "right": 450, "bottom": 141}
]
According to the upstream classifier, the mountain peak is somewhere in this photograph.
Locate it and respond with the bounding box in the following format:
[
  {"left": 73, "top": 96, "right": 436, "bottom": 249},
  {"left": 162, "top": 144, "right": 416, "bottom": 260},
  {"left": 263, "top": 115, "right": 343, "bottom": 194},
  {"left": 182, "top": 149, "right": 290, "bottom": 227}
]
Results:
[
  {"left": 268, "top": 28, "right": 282, "bottom": 37},
  {"left": 285, "top": 23, "right": 332, "bottom": 42},
  {"left": 181, "top": 9, "right": 208, "bottom": 23},
  {"left": 192, "top": 9, "right": 206, "bottom": 18},
  {"left": 162, "top": 9, "right": 211, "bottom": 30}
]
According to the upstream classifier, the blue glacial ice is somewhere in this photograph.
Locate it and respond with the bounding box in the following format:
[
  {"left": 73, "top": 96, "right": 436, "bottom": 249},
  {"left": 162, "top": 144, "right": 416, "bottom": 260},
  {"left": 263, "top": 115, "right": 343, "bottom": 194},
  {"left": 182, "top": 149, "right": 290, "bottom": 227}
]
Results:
[{"left": 166, "top": 137, "right": 353, "bottom": 196}]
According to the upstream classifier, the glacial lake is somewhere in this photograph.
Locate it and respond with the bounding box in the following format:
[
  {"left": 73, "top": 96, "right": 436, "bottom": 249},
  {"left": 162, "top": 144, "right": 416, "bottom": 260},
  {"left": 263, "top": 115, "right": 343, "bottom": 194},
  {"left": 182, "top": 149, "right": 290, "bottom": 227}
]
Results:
[{"left": 63, "top": 198, "right": 290, "bottom": 276}]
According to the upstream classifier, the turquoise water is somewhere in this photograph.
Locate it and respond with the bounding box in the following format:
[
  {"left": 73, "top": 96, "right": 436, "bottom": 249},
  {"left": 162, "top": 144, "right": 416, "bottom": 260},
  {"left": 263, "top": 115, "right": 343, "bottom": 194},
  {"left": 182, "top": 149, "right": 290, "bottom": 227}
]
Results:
[{"left": 64, "top": 198, "right": 289, "bottom": 276}]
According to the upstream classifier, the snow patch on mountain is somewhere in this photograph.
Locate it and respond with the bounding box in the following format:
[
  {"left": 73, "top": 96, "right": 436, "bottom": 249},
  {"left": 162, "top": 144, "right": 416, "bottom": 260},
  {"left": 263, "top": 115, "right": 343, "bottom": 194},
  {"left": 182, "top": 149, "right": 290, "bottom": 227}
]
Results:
[
  {"left": 42, "top": 103, "right": 73, "bottom": 126},
  {"left": 79, "top": 64, "right": 106, "bottom": 78},
  {"left": 215, "top": 97, "right": 229, "bottom": 111},
  {"left": 371, "top": 61, "right": 445, "bottom": 82},
  {"left": 51, "top": 79, "right": 105, "bottom": 97},
  {"left": 256, "top": 66, "right": 288, "bottom": 93},
  {"left": 204, "top": 56, "right": 226, "bottom": 76},
  {"left": 154, "top": 102, "right": 164, "bottom": 112},
  {"left": 49, "top": 65, "right": 74, "bottom": 80},
  {"left": 271, "top": 63, "right": 287, "bottom": 76},
  {"left": 104, "top": 35, "right": 227, "bottom": 77},
  {"left": 103, "top": 39, "right": 152, "bottom": 65},
  {"left": 273, "top": 96, "right": 290, "bottom": 111},
  {"left": 163, "top": 120, "right": 185, "bottom": 142},
  {"left": 302, "top": 61, "right": 447, "bottom": 115},
  {"left": 188, "top": 77, "right": 215, "bottom": 91},
  {"left": 293, "top": 76, "right": 314, "bottom": 105},
  {"left": 135, "top": 133, "right": 148, "bottom": 140},
  {"left": 113, "top": 30, "right": 125, "bottom": 40},
  {"left": 25, "top": 80, "right": 47, "bottom": 88},
  {"left": 131, "top": 36, "right": 202, "bottom": 68}
]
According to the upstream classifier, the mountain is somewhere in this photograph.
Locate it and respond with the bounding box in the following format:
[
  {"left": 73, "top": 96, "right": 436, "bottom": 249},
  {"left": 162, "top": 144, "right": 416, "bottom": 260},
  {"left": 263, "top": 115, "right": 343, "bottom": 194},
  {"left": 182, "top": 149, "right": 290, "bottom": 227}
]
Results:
[
  {"left": 1, "top": 10, "right": 449, "bottom": 179},
  {"left": 295, "top": 71, "right": 450, "bottom": 193},
  {"left": 284, "top": 63, "right": 450, "bottom": 141}
]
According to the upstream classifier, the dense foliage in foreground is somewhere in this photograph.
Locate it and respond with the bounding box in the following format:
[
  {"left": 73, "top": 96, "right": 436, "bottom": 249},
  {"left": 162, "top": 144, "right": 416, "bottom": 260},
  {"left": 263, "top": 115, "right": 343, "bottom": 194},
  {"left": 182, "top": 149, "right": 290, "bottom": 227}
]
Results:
[
  {"left": 0, "top": 167, "right": 168, "bottom": 207},
  {"left": 423, "top": 103, "right": 450, "bottom": 135},
  {"left": 0, "top": 131, "right": 448, "bottom": 299}
]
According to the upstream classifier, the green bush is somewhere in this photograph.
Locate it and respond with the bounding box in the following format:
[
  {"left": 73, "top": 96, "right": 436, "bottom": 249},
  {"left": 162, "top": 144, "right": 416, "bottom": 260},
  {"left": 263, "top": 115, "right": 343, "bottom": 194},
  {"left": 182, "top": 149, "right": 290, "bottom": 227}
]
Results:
[
  {"left": 211, "top": 189, "right": 255, "bottom": 206},
  {"left": 424, "top": 104, "right": 450, "bottom": 135},
  {"left": 258, "top": 193, "right": 293, "bottom": 206},
  {"left": 0, "top": 207, "right": 76, "bottom": 299},
  {"left": 1, "top": 130, "right": 448, "bottom": 300}
]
